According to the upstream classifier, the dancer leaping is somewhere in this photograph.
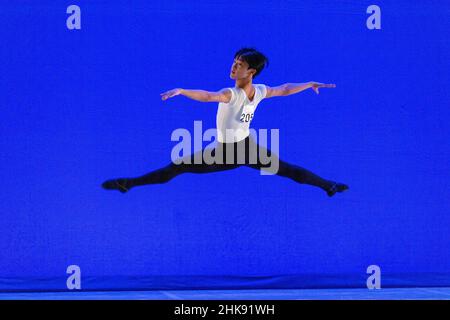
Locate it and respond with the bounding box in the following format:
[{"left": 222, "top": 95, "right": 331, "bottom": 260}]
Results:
[{"left": 102, "top": 48, "right": 349, "bottom": 197}]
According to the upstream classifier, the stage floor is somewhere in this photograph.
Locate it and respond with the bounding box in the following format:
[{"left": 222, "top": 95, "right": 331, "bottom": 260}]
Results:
[{"left": 1, "top": 287, "right": 450, "bottom": 300}]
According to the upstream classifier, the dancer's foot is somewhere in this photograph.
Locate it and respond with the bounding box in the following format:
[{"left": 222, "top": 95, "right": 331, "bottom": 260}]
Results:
[
  {"left": 326, "top": 182, "right": 349, "bottom": 197},
  {"left": 102, "top": 178, "right": 130, "bottom": 193}
]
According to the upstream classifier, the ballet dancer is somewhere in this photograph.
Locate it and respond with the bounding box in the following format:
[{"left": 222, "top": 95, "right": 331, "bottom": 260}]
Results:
[{"left": 102, "top": 48, "right": 349, "bottom": 197}]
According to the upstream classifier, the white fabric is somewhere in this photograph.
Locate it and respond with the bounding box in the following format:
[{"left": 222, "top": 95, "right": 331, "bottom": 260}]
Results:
[{"left": 216, "top": 84, "right": 267, "bottom": 143}]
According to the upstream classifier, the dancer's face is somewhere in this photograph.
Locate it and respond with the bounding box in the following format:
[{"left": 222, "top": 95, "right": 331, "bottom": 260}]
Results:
[{"left": 230, "top": 57, "right": 255, "bottom": 80}]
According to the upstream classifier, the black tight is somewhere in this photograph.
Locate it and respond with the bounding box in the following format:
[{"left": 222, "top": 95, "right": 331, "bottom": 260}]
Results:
[{"left": 128, "top": 135, "right": 333, "bottom": 191}]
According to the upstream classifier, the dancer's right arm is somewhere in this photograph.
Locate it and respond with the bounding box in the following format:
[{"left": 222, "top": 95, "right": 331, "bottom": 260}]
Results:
[{"left": 160, "top": 88, "right": 232, "bottom": 103}]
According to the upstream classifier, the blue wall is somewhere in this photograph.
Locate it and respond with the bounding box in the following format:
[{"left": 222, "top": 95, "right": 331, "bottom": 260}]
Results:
[{"left": 1, "top": 0, "right": 449, "bottom": 291}]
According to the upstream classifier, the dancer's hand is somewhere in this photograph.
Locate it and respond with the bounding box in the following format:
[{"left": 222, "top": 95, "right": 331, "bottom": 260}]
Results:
[
  {"left": 310, "top": 82, "right": 336, "bottom": 94},
  {"left": 160, "top": 88, "right": 183, "bottom": 101}
]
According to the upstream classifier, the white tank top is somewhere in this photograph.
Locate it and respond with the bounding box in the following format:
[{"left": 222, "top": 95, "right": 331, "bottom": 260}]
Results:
[{"left": 216, "top": 84, "right": 267, "bottom": 143}]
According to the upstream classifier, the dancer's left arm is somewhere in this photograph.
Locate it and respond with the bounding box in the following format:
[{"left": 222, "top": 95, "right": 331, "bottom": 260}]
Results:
[{"left": 265, "top": 82, "right": 336, "bottom": 98}]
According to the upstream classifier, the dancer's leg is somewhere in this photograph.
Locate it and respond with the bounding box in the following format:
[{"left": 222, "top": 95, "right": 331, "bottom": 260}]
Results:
[
  {"left": 244, "top": 137, "right": 349, "bottom": 196},
  {"left": 129, "top": 146, "right": 240, "bottom": 187},
  {"left": 102, "top": 143, "right": 241, "bottom": 192}
]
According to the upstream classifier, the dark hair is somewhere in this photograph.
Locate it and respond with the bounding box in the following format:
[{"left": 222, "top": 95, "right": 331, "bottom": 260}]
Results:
[{"left": 234, "top": 48, "right": 269, "bottom": 78}]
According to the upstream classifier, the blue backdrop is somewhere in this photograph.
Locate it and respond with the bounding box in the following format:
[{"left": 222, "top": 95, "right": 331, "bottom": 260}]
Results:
[{"left": 1, "top": 0, "right": 449, "bottom": 291}]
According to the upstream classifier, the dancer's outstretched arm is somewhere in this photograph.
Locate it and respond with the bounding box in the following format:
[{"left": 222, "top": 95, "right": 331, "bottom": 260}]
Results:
[
  {"left": 265, "top": 81, "right": 336, "bottom": 98},
  {"left": 160, "top": 88, "right": 232, "bottom": 103}
]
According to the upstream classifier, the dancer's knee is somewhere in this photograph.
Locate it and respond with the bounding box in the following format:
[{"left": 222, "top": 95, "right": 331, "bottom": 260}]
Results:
[{"left": 156, "top": 162, "right": 183, "bottom": 182}]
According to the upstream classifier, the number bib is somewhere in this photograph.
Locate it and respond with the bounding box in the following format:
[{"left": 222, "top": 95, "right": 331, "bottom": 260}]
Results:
[{"left": 239, "top": 104, "right": 255, "bottom": 123}]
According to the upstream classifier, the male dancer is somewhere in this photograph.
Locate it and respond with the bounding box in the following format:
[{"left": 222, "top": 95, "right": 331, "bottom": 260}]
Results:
[{"left": 102, "top": 48, "right": 349, "bottom": 197}]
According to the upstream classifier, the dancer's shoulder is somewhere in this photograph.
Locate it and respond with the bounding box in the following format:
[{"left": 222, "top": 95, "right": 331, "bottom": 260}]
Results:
[
  {"left": 220, "top": 86, "right": 241, "bottom": 105},
  {"left": 253, "top": 84, "right": 268, "bottom": 99}
]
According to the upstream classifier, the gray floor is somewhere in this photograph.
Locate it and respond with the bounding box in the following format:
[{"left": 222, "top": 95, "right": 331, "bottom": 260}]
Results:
[{"left": 1, "top": 287, "right": 450, "bottom": 300}]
